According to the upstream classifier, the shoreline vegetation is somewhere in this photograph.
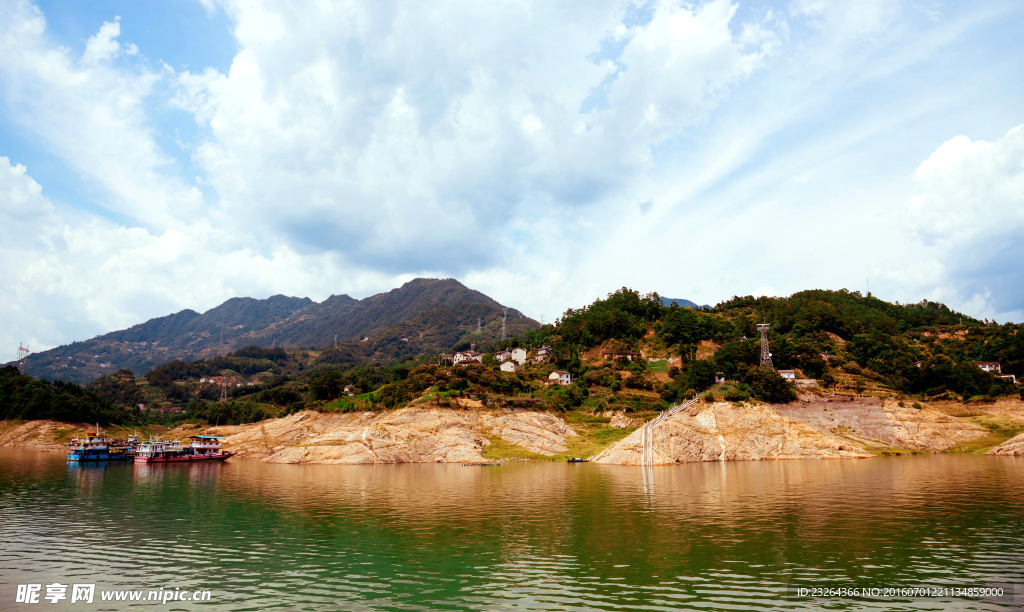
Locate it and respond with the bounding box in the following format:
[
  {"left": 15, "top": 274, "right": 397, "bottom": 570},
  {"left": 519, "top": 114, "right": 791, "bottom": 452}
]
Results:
[{"left": 3, "top": 285, "right": 1023, "bottom": 463}]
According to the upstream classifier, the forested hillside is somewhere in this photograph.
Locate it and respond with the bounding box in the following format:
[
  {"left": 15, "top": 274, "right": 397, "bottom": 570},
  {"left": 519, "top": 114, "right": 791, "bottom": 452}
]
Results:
[
  {"left": 0, "top": 365, "right": 143, "bottom": 425},
  {"left": 13, "top": 287, "right": 1023, "bottom": 428}
]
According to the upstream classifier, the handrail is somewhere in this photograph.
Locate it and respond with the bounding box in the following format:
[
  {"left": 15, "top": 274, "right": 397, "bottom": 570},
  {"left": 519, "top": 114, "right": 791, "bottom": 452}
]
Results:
[{"left": 641, "top": 395, "right": 700, "bottom": 466}]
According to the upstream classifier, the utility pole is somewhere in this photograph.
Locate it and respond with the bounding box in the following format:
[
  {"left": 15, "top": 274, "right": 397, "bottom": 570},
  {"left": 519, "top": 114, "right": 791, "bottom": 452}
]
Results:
[
  {"left": 17, "top": 343, "right": 30, "bottom": 374},
  {"left": 477, "top": 317, "right": 482, "bottom": 334},
  {"left": 757, "top": 323, "right": 773, "bottom": 369}
]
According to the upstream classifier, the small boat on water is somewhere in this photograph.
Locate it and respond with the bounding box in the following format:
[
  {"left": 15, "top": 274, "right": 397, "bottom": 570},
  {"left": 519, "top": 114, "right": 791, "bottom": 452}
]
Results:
[
  {"left": 135, "top": 435, "right": 236, "bottom": 463},
  {"left": 567, "top": 457, "right": 588, "bottom": 463},
  {"left": 67, "top": 425, "right": 137, "bottom": 462}
]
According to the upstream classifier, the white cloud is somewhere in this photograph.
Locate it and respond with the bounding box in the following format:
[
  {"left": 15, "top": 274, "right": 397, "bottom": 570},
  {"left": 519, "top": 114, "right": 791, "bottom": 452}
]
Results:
[
  {"left": 0, "top": 3, "right": 195, "bottom": 229},
  {"left": 82, "top": 16, "right": 122, "bottom": 64},
  {"left": 904, "top": 125, "right": 1024, "bottom": 320},
  {"left": 2, "top": 0, "right": 1023, "bottom": 360},
  {"left": 170, "top": 0, "right": 778, "bottom": 274}
]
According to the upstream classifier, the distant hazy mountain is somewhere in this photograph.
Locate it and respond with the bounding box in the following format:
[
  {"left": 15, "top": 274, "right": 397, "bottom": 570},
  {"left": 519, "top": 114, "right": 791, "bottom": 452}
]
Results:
[
  {"left": 21, "top": 278, "right": 536, "bottom": 383},
  {"left": 660, "top": 297, "right": 711, "bottom": 310}
]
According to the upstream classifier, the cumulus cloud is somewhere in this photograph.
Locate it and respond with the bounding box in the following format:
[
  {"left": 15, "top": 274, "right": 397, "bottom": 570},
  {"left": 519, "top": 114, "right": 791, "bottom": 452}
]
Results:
[
  {"left": 82, "top": 16, "right": 123, "bottom": 64},
  {"left": 171, "top": 0, "right": 778, "bottom": 274},
  {"left": 1, "top": 0, "right": 1022, "bottom": 358},
  {"left": 905, "top": 125, "right": 1024, "bottom": 319}
]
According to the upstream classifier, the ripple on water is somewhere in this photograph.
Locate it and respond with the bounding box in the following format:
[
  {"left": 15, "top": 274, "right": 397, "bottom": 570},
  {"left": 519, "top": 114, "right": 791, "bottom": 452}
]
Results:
[{"left": 1, "top": 452, "right": 1023, "bottom": 610}]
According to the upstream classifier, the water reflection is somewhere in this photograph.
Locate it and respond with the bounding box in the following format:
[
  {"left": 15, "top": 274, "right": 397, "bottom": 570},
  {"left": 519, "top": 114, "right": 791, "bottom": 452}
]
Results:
[{"left": 1, "top": 449, "right": 1022, "bottom": 610}]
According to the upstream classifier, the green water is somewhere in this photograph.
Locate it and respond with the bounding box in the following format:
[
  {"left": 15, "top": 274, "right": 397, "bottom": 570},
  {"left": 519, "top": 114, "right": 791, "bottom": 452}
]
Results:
[{"left": 1, "top": 449, "right": 1022, "bottom": 611}]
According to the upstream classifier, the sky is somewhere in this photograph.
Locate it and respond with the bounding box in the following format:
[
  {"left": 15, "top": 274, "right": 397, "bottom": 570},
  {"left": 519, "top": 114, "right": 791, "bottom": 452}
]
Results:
[{"left": 1, "top": 0, "right": 1023, "bottom": 358}]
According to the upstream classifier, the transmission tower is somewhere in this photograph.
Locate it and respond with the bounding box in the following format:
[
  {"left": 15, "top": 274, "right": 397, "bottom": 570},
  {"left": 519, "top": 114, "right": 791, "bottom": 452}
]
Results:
[
  {"left": 757, "top": 324, "right": 773, "bottom": 369},
  {"left": 501, "top": 307, "right": 508, "bottom": 340},
  {"left": 17, "top": 343, "right": 30, "bottom": 374},
  {"left": 219, "top": 377, "right": 228, "bottom": 403}
]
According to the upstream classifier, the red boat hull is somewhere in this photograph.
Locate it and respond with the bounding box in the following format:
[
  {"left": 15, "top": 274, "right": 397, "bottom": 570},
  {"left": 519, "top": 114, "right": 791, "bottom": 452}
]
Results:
[{"left": 135, "top": 451, "right": 237, "bottom": 463}]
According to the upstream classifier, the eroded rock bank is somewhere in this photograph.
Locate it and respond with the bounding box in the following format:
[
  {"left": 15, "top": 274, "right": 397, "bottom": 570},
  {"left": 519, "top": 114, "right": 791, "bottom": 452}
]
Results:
[
  {"left": 217, "top": 408, "right": 577, "bottom": 464},
  {"left": 776, "top": 396, "right": 988, "bottom": 452},
  {"left": 591, "top": 398, "right": 990, "bottom": 465},
  {"left": 987, "top": 433, "right": 1024, "bottom": 456},
  {"left": 592, "top": 402, "right": 873, "bottom": 465},
  {"left": 0, "top": 396, "right": 1004, "bottom": 465},
  {"left": 0, "top": 420, "right": 84, "bottom": 452}
]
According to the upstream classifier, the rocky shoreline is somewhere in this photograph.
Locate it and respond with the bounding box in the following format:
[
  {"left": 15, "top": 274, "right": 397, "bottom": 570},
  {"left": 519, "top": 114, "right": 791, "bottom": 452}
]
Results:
[{"left": 3, "top": 395, "right": 1019, "bottom": 464}]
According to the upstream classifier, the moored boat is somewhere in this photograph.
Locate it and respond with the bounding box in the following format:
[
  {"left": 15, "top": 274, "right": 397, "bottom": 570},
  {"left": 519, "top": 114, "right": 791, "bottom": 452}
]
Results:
[
  {"left": 67, "top": 425, "right": 135, "bottom": 462},
  {"left": 135, "top": 435, "right": 236, "bottom": 463}
]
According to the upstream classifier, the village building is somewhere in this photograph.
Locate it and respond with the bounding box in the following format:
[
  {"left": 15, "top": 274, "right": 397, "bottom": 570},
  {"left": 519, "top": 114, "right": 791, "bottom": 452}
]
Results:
[
  {"left": 500, "top": 361, "right": 518, "bottom": 373},
  {"left": 973, "top": 361, "right": 1002, "bottom": 373},
  {"left": 453, "top": 350, "right": 483, "bottom": 365},
  {"left": 548, "top": 371, "right": 572, "bottom": 386},
  {"left": 778, "top": 370, "right": 797, "bottom": 381},
  {"left": 344, "top": 384, "right": 357, "bottom": 396},
  {"left": 511, "top": 347, "right": 528, "bottom": 365},
  {"left": 494, "top": 349, "right": 512, "bottom": 362},
  {"left": 439, "top": 353, "right": 454, "bottom": 364},
  {"left": 1001, "top": 374, "right": 1017, "bottom": 385}
]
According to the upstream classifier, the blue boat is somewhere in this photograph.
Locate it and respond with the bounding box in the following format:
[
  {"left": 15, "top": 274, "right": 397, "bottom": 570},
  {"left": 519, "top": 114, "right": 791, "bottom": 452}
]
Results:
[{"left": 67, "top": 425, "right": 137, "bottom": 462}]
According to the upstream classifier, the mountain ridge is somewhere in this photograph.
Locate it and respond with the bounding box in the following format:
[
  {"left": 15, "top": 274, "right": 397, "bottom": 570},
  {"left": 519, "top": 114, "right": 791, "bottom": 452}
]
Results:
[{"left": 20, "top": 278, "right": 536, "bottom": 383}]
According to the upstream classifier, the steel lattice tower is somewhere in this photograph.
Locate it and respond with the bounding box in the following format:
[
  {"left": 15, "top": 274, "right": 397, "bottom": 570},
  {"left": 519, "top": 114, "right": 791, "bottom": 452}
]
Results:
[
  {"left": 17, "top": 343, "right": 30, "bottom": 374},
  {"left": 757, "top": 324, "right": 773, "bottom": 369}
]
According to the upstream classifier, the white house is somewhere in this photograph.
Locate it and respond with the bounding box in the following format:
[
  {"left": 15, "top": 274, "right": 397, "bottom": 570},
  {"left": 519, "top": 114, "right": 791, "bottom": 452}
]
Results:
[
  {"left": 511, "top": 348, "right": 528, "bottom": 365},
  {"left": 500, "top": 361, "right": 518, "bottom": 373},
  {"left": 778, "top": 370, "right": 797, "bottom": 380},
  {"left": 548, "top": 370, "right": 571, "bottom": 386},
  {"left": 454, "top": 350, "right": 483, "bottom": 364},
  {"left": 974, "top": 362, "right": 1001, "bottom": 373},
  {"left": 494, "top": 349, "right": 512, "bottom": 362}
]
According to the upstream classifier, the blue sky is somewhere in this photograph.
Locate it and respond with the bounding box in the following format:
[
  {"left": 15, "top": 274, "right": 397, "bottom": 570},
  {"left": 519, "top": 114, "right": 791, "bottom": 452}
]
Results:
[{"left": 1, "top": 0, "right": 1023, "bottom": 356}]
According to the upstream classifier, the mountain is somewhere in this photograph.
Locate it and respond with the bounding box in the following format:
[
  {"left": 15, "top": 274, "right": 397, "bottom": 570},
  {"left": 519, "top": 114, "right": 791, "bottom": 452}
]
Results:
[
  {"left": 661, "top": 297, "right": 711, "bottom": 310},
  {"left": 20, "top": 279, "right": 537, "bottom": 384}
]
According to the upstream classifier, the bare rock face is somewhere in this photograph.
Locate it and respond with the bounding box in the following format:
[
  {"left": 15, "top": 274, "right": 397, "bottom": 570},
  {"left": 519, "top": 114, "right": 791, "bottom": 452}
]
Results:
[
  {"left": 481, "top": 411, "right": 576, "bottom": 455},
  {"left": 591, "top": 402, "right": 873, "bottom": 465},
  {"left": 219, "top": 408, "right": 577, "bottom": 464},
  {"left": 776, "top": 396, "right": 988, "bottom": 451},
  {"left": 0, "top": 420, "right": 86, "bottom": 452},
  {"left": 879, "top": 402, "right": 987, "bottom": 451},
  {"left": 987, "top": 432, "right": 1024, "bottom": 456}
]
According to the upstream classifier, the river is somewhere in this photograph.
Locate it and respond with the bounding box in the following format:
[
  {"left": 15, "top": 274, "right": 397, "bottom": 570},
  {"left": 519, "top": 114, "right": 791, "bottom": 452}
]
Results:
[{"left": 1, "top": 449, "right": 1022, "bottom": 610}]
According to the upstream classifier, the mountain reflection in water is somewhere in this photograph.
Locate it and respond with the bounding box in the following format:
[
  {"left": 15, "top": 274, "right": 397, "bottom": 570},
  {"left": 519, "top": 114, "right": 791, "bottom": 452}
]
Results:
[{"left": 1, "top": 449, "right": 1022, "bottom": 610}]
